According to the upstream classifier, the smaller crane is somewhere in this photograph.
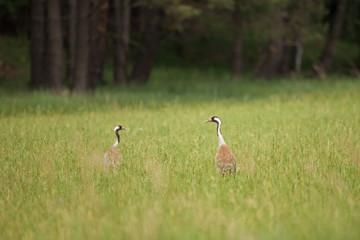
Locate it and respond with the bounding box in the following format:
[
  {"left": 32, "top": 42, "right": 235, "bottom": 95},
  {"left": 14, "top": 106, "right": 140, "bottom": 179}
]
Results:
[{"left": 104, "top": 125, "right": 127, "bottom": 167}]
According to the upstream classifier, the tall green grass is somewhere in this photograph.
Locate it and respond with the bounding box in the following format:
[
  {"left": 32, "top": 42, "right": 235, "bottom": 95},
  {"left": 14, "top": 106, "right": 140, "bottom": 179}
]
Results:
[{"left": 1, "top": 73, "right": 360, "bottom": 239}]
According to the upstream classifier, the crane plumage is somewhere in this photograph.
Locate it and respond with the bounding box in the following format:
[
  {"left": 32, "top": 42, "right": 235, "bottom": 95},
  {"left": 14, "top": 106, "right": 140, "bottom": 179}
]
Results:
[
  {"left": 205, "top": 116, "right": 237, "bottom": 175},
  {"left": 104, "top": 125, "right": 127, "bottom": 167}
]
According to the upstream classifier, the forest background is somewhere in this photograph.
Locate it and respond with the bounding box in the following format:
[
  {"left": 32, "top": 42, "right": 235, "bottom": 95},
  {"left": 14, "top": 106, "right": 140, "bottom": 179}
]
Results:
[{"left": 0, "top": 0, "right": 359, "bottom": 92}]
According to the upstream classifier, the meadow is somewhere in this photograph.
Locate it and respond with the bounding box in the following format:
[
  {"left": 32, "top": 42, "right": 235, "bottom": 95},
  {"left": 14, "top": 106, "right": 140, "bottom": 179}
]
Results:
[{"left": 1, "top": 69, "right": 360, "bottom": 239}]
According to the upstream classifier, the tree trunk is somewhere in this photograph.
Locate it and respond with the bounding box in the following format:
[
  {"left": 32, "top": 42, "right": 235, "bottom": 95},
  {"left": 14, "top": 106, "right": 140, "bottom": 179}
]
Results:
[
  {"left": 294, "top": 34, "right": 303, "bottom": 74},
  {"left": 73, "top": 0, "right": 90, "bottom": 93},
  {"left": 253, "top": 20, "right": 285, "bottom": 79},
  {"left": 68, "top": 0, "right": 77, "bottom": 87},
  {"left": 232, "top": 2, "right": 243, "bottom": 79},
  {"left": 357, "top": 41, "right": 360, "bottom": 69},
  {"left": 253, "top": 10, "right": 287, "bottom": 79},
  {"left": 30, "top": 0, "right": 46, "bottom": 89},
  {"left": 280, "top": 37, "right": 302, "bottom": 75},
  {"left": 88, "top": 0, "right": 109, "bottom": 89},
  {"left": 114, "top": 0, "right": 130, "bottom": 84},
  {"left": 47, "top": 0, "right": 64, "bottom": 92},
  {"left": 130, "top": 7, "right": 161, "bottom": 85},
  {"left": 314, "top": 0, "right": 347, "bottom": 77}
]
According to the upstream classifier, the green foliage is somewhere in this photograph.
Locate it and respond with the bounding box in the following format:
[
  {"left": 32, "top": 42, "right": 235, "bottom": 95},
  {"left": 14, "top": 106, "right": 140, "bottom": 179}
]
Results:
[
  {"left": 343, "top": 0, "right": 360, "bottom": 42},
  {"left": 0, "top": 0, "right": 28, "bottom": 16},
  {"left": 0, "top": 36, "right": 30, "bottom": 90},
  {"left": 163, "top": 3, "right": 202, "bottom": 32},
  {"left": 207, "top": 0, "right": 235, "bottom": 10},
  {"left": 0, "top": 0, "right": 29, "bottom": 35},
  {"left": 1, "top": 71, "right": 360, "bottom": 239}
]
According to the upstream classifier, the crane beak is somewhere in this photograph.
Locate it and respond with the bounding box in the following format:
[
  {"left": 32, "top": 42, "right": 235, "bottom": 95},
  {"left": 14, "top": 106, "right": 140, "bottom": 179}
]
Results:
[
  {"left": 122, "top": 127, "right": 127, "bottom": 130},
  {"left": 204, "top": 119, "right": 212, "bottom": 123}
]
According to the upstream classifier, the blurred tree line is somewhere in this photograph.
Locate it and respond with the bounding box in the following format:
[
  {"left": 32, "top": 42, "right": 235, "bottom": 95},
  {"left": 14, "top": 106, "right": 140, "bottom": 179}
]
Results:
[{"left": 0, "top": 0, "right": 359, "bottom": 93}]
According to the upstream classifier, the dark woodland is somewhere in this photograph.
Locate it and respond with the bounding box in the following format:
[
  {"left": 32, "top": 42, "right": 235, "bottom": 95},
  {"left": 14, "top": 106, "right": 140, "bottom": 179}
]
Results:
[{"left": 0, "top": 0, "right": 359, "bottom": 93}]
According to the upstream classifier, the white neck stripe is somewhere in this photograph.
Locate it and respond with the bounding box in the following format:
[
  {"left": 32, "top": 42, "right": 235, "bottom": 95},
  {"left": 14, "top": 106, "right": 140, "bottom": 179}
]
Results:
[{"left": 216, "top": 120, "right": 226, "bottom": 146}]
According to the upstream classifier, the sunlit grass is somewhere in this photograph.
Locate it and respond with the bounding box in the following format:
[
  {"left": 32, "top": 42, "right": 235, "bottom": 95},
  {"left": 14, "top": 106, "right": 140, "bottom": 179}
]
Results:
[{"left": 1, "top": 75, "right": 360, "bottom": 239}]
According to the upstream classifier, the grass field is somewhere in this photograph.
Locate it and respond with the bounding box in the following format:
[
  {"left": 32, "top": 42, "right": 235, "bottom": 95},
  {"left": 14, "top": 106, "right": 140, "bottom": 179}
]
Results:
[{"left": 1, "top": 71, "right": 360, "bottom": 239}]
